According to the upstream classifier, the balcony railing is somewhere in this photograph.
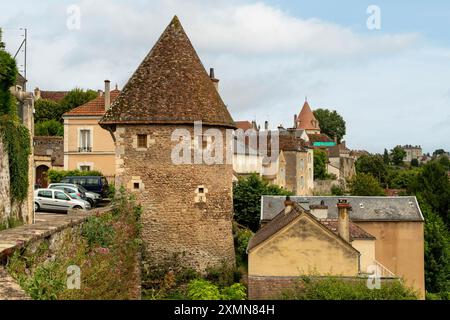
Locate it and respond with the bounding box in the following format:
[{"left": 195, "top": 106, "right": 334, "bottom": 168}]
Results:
[{"left": 78, "top": 146, "right": 92, "bottom": 152}]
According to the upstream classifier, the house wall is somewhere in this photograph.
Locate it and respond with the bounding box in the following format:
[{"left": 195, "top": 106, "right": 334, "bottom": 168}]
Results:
[
  {"left": 354, "top": 221, "right": 425, "bottom": 298},
  {"left": 351, "top": 239, "right": 375, "bottom": 273},
  {"left": 113, "top": 124, "right": 235, "bottom": 272},
  {"left": 249, "top": 215, "right": 360, "bottom": 277},
  {"left": 63, "top": 117, "right": 115, "bottom": 178},
  {"left": 0, "top": 137, "right": 11, "bottom": 222}
]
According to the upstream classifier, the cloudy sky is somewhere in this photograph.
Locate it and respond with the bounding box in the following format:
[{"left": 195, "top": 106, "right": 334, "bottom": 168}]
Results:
[{"left": 1, "top": 0, "right": 449, "bottom": 153}]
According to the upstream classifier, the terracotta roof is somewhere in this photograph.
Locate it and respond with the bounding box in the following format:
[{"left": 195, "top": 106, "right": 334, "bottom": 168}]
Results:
[
  {"left": 63, "top": 90, "right": 120, "bottom": 116},
  {"left": 100, "top": 16, "right": 235, "bottom": 128},
  {"left": 319, "top": 219, "right": 376, "bottom": 241},
  {"left": 297, "top": 101, "right": 320, "bottom": 131},
  {"left": 40, "top": 91, "right": 69, "bottom": 102},
  {"left": 248, "top": 204, "right": 363, "bottom": 252},
  {"left": 235, "top": 121, "right": 253, "bottom": 131},
  {"left": 278, "top": 134, "right": 307, "bottom": 152},
  {"left": 307, "top": 133, "right": 334, "bottom": 144}
]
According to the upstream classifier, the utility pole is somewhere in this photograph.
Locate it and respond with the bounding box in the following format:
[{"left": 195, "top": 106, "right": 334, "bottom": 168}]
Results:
[{"left": 13, "top": 28, "right": 27, "bottom": 90}]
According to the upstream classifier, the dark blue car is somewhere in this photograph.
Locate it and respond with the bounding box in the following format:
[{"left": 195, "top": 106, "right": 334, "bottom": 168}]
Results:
[{"left": 60, "top": 176, "right": 109, "bottom": 198}]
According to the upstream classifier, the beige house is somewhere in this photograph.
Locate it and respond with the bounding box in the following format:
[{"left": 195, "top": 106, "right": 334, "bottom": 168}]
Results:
[
  {"left": 251, "top": 196, "right": 425, "bottom": 299},
  {"left": 62, "top": 81, "right": 119, "bottom": 181}
]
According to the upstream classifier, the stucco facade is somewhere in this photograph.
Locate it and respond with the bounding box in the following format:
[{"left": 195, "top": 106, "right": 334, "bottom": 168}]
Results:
[
  {"left": 249, "top": 214, "right": 360, "bottom": 277},
  {"left": 354, "top": 221, "right": 425, "bottom": 298}
]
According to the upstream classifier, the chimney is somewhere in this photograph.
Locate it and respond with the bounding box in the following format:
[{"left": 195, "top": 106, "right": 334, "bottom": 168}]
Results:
[
  {"left": 264, "top": 121, "right": 269, "bottom": 130},
  {"left": 34, "top": 87, "right": 41, "bottom": 100},
  {"left": 251, "top": 120, "right": 257, "bottom": 130},
  {"left": 294, "top": 114, "right": 297, "bottom": 128},
  {"left": 97, "top": 90, "right": 103, "bottom": 97},
  {"left": 284, "top": 196, "right": 295, "bottom": 215},
  {"left": 209, "top": 68, "right": 219, "bottom": 92},
  {"left": 309, "top": 201, "right": 328, "bottom": 219},
  {"left": 104, "top": 80, "right": 110, "bottom": 110},
  {"left": 337, "top": 198, "right": 351, "bottom": 242}
]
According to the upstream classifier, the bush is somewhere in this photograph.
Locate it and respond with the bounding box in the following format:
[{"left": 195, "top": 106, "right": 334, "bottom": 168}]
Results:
[
  {"left": 280, "top": 277, "right": 418, "bottom": 300},
  {"left": 221, "top": 283, "right": 247, "bottom": 300},
  {"left": 348, "top": 173, "right": 385, "bottom": 196},
  {"left": 35, "top": 119, "right": 64, "bottom": 136},
  {"left": 233, "top": 223, "right": 253, "bottom": 268},
  {"left": 47, "top": 169, "right": 103, "bottom": 183},
  {"left": 331, "top": 185, "right": 345, "bottom": 196},
  {"left": 187, "top": 279, "right": 222, "bottom": 300},
  {"left": 205, "top": 262, "right": 242, "bottom": 288},
  {"left": 82, "top": 214, "right": 115, "bottom": 248}
]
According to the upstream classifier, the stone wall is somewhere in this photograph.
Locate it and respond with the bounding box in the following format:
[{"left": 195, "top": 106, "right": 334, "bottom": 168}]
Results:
[
  {"left": 248, "top": 275, "right": 400, "bottom": 300},
  {"left": 0, "top": 137, "right": 11, "bottom": 222},
  {"left": 34, "top": 136, "right": 64, "bottom": 167},
  {"left": 314, "top": 179, "right": 340, "bottom": 195},
  {"left": 113, "top": 124, "right": 235, "bottom": 272}
]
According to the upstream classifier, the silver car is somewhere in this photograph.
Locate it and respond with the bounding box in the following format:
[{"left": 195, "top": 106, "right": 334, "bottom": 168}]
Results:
[
  {"left": 48, "top": 183, "right": 101, "bottom": 207},
  {"left": 34, "top": 189, "right": 91, "bottom": 212}
]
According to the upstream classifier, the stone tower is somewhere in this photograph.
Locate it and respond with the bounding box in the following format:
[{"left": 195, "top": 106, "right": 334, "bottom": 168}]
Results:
[
  {"left": 99, "top": 16, "right": 236, "bottom": 271},
  {"left": 295, "top": 100, "right": 321, "bottom": 134}
]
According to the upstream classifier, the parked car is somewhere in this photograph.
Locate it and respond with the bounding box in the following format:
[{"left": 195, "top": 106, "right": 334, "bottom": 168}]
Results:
[
  {"left": 48, "top": 183, "right": 101, "bottom": 207},
  {"left": 59, "top": 176, "right": 109, "bottom": 198},
  {"left": 34, "top": 189, "right": 91, "bottom": 213}
]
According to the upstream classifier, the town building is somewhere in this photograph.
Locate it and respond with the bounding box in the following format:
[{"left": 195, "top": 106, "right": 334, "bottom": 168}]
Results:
[
  {"left": 62, "top": 81, "right": 119, "bottom": 181},
  {"left": 248, "top": 196, "right": 425, "bottom": 299},
  {"left": 33, "top": 136, "right": 64, "bottom": 187},
  {"left": 400, "top": 145, "right": 423, "bottom": 163},
  {"left": 99, "top": 16, "right": 236, "bottom": 271}
]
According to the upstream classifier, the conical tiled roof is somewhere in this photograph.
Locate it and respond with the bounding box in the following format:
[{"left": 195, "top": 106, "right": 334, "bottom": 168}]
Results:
[
  {"left": 296, "top": 101, "right": 320, "bottom": 131},
  {"left": 100, "top": 16, "right": 235, "bottom": 128}
]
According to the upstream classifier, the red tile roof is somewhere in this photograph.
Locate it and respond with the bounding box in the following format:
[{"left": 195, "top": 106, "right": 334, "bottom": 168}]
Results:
[
  {"left": 319, "top": 219, "right": 376, "bottom": 241},
  {"left": 297, "top": 101, "right": 320, "bottom": 131},
  {"left": 235, "top": 121, "right": 253, "bottom": 131},
  {"left": 100, "top": 16, "right": 235, "bottom": 128},
  {"left": 63, "top": 90, "right": 120, "bottom": 116},
  {"left": 40, "top": 91, "right": 69, "bottom": 102}
]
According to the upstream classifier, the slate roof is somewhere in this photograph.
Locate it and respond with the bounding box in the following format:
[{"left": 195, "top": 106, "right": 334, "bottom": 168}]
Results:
[
  {"left": 100, "top": 16, "right": 235, "bottom": 128},
  {"left": 63, "top": 89, "right": 120, "bottom": 117},
  {"left": 261, "top": 196, "right": 424, "bottom": 222}
]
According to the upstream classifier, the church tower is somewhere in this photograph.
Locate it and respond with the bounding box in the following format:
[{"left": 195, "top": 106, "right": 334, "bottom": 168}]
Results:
[
  {"left": 100, "top": 16, "right": 236, "bottom": 271},
  {"left": 295, "top": 100, "right": 321, "bottom": 134}
]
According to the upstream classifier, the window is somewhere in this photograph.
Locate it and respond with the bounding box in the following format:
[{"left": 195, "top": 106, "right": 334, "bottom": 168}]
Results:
[
  {"left": 55, "top": 191, "right": 70, "bottom": 201},
  {"left": 300, "top": 159, "right": 305, "bottom": 170},
  {"left": 300, "top": 176, "right": 305, "bottom": 188},
  {"left": 38, "top": 190, "right": 52, "bottom": 198},
  {"left": 86, "top": 178, "right": 99, "bottom": 186},
  {"left": 137, "top": 134, "right": 147, "bottom": 148},
  {"left": 80, "top": 165, "right": 91, "bottom": 172},
  {"left": 133, "top": 182, "right": 140, "bottom": 189},
  {"left": 79, "top": 129, "right": 91, "bottom": 152}
]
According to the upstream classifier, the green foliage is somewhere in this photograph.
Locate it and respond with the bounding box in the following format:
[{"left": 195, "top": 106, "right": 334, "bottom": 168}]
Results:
[
  {"left": 437, "top": 155, "right": 450, "bottom": 170},
  {"left": 0, "top": 50, "right": 18, "bottom": 116},
  {"left": 0, "top": 118, "right": 31, "bottom": 201},
  {"left": 233, "top": 223, "right": 253, "bottom": 268},
  {"left": 0, "top": 216, "right": 24, "bottom": 231},
  {"left": 383, "top": 148, "right": 390, "bottom": 165},
  {"left": 205, "top": 262, "right": 242, "bottom": 288},
  {"left": 410, "top": 158, "right": 419, "bottom": 167},
  {"left": 35, "top": 119, "right": 64, "bottom": 136},
  {"left": 34, "top": 99, "right": 64, "bottom": 123},
  {"left": 7, "top": 190, "right": 142, "bottom": 300},
  {"left": 420, "top": 200, "right": 450, "bottom": 293},
  {"left": 391, "top": 146, "right": 407, "bottom": 166},
  {"left": 331, "top": 185, "right": 345, "bottom": 196},
  {"left": 186, "top": 279, "right": 247, "bottom": 300},
  {"left": 388, "top": 168, "right": 419, "bottom": 189},
  {"left": 59, "top": 88, "right": 97, "bottom": 115},
  {"left": 426, "top": 291, "right": 450, "bottom": 300},
  {"left": 355, "top": 154, "right": 388, "bottom": 185},
  {"left": 0, "top": 28, "right": 5, "bottom": 50},
  {"left": 233, "top": 173, "right": 292, "bottom": 232},
  {"left": 313, "top": 149, "right": 328, "bottom": 180},
  {"left": 409, "top": 161, "right": 450, "bottom": 226},
  {"left": 313, "top": 108, "right": 346, "bottom": 143},
  {"left": 47, "top": 169, "right": 103, "bottom": 183},
  {"left": 280, "top": 277, "right": 418, "bottom": 300},
  {"left": 82, "top": 214, "right": 115, "bottom": 248},
  {"left": 433, "top": 149, "right": 446, "bottom": 158},
  {"left": 348, "top": 173, "right": 385, "bottom": 196},
  {"left": 187, "top": 279, "right": 222, "bottom": 300}
]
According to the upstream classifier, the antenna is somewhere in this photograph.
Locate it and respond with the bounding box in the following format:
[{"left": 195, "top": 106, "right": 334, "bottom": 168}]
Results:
[{"left": 13, "top": 28, "right": 27, "bottom": 90}]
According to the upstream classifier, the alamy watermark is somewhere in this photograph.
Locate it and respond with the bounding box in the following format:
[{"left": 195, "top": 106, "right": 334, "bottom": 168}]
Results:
[
  {"left": 67, "top": 4, "right": 81, "bottom": 30},
  {"left": 67, "top": 265, "right": 81, "bottom": 289},
  {"left": 367, "top": 5, "right": 381, "bottom": 30}
]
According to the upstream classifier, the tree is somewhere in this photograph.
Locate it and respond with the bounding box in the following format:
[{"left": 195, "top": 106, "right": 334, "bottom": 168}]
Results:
[
  {"left": 419, "top": 199, "right": 450, "bottom": 294},
  {"left": 348, "top": 173, "right": 385, "bottom": 196},
  {"left": 383, "top": 148, "right": 390, "bottom": 165},
  {"left": 34, "top": 99, "right": 65, "bottom": 123},
  {"left": 35, "top": 119, "right": 64, "bottom": 136},
  {"left": 355, "top": 154, "right": 388, "bottom": 185},
  {"left": 409, "top": 161, "right": 450, "bottom": 227},
  {"left": 313, "top": 109, "right": 346, "bottom": 143},
  {"left": 391, "top": 146, "right": 407, "bottom": 166},
  {"left": 313, "top": 149, "right": 328, "bottom": 180},
  {"left": 233, "top": 173, "right": 292, "bottom": 232},
  {"left": 59, "top": 88, "right": 97, "bottom": 115},
  {"left": 433, "top": 149, "right": 446, "bottom": 158},
  {"left": 410, "top": 158, "right": 419, "bottom": 167},
  {"left": 0, "top": 49, "right": 18, "bottom": 116}
]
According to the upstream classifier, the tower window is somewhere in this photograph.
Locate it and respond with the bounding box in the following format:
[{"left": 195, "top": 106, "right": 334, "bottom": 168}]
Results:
[
  {"left": 137, "top": 134, "right": 147, "bottom": 148},
  {"left": 134, "top": 182, "right": 140, "bottom": 189}
]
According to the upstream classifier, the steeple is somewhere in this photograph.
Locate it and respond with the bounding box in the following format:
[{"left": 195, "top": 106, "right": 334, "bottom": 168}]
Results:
[
  {"left": 296, "top": 100, "right": 320, "bottom": 133},
  {"left": 100, "top": 15, "right": 235, "bottom": 128}
]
